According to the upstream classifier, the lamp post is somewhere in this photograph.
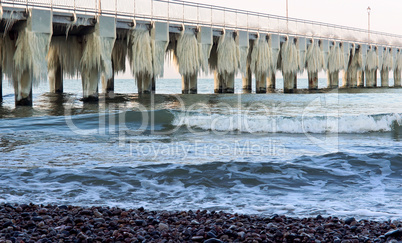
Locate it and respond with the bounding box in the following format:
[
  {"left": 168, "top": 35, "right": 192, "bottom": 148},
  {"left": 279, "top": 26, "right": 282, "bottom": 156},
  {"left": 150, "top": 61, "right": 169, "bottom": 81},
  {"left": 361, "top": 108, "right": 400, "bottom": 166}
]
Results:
[
  {"left": 286, "top": 0, "right": 289, "bottom": 33},
  {"left": 367, "top": 6, "right": 371, "bottom": 43}
]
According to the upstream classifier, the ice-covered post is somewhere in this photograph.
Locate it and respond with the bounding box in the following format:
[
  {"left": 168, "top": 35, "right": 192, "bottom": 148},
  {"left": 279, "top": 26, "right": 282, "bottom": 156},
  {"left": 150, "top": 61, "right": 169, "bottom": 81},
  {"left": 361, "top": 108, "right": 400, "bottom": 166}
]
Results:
[
  {"left": 380, "top": 47, "right": 392, "bottom": 87},
  {"left": 176, "top": 26, "right": 202, "bottom": 94},
  {"left": 365, "top": 46, "right": 378, "bottom": 87},
  {"left": 393, "top": 49, "right": 402, "bottom": 87},
  {"left": 0, "top": 68, "right": 2, "bottom": 103},
  {"left": 281, "top": 36, "right": 298, "bottom": 93},
  {"left": 214, "top": 30, "right": 239, "bottom": 93},
  {"left": 267, "top": 34, "right": 280, "bottom": 91},
  {"left": 357, "top": 45, "right": 367, "bottom": 87},
  {"left": 326, "top": 41, "right": 340, "bottom": 89},
  {"left": 341, "top": 42, "right": 353, "bottom": 88},
  {"left": 250, "top": 33, "right": 269, "bottom": 93},
  {"left": 196, "top": 26, "right": 212, "bottom": 94},
  {"left": 47, "top": 45, "right": 63, "bottom": 93},
  {"left": 13, "top": 9, "right": 52, "bottom": 106},
  {"left": 81, "top": 16, "right": 116, "bottom": 101},
  {"left": 242, "top": 39, "right": 253, "bottom": 92},
  {"left": 237, "top": 31, "right": 249, "bottom": 93},
  {"left": 306, "top": 39, "right": 323, "bottom": 90}
]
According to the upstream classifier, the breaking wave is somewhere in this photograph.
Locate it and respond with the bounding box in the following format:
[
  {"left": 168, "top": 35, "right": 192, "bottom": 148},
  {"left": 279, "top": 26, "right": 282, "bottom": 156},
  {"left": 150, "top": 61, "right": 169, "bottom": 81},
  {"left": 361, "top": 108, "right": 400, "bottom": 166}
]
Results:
[{"left": 173, "top": 112, "right": 402, "bottom": 134}]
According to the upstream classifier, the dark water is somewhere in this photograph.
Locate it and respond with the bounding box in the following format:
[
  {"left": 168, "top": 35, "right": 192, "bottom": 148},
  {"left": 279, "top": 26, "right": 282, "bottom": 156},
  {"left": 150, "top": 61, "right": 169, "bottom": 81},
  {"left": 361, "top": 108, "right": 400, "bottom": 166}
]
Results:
[{"left": 1, "top": 78, "right": 402, "bottom": 221}]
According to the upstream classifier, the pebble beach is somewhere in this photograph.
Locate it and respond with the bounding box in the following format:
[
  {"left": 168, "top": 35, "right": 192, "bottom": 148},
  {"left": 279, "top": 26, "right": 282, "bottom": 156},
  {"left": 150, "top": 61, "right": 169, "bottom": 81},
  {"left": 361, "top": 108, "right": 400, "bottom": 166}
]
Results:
[{"left": 0, "top": 204, "right": 401, "bottom": 242}]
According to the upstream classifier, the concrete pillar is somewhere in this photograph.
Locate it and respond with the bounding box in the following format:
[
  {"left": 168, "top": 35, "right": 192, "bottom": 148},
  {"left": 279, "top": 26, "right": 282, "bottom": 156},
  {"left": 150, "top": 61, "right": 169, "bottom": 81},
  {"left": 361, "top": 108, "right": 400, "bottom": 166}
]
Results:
[
  {"left": 381, "top": 69, "right": 389, "bottom": 87},
  {"left": 81, "top": 67, "right": 99, "bottom": 101},
  {"left": 49, "top": 64, "right": 63, "bottom": 93},
  {"left": 365, "top": 69, "right": 376, "bottom": 87},
  {"left": 256, "top": 73, "right": 266, "bottom": 93},
  {"left": 137, "top": 75, "right": 143, "bottom": 94},
  {"left": 182, "top": 74, "right": 197, "bottom": 94},
  {"left": 266, "top": 72, "right": 276, "bottom": 91},
  {"left": 357, "top": 70, "right": 364, "bottom": 87},
  {"left": 226, "top": 73, "right": 235, "bottom": 93},
  {"left": 308, "top": 72, "right": 318, "bottom": 90},
  {"left": 394, "top": 68, "right": 401, "bottom": 87},
  {"left": 293, "top": 75, "right": 298, "bottom": 89},
  {"left": 152, "top": 76, "right": 156, "bottom": 93},
  {"left": 14, "top": 71, "right": 33, "bottom": 106},
  {"left": 348, "top": 68, "right": 358, "bottom": 88},
  {"left": 341, "top": 70, "right": 348, "bottom": 88},
  {"left": 242, "top": 65, "right": 252, "bottom": 92},
  {"left": 0, "top": 68, "right": 2, "bottom": 103},
  {"left": 327, "top": 71, "right": 339, "bottom": 88},
  {"left": 214, "top": 71, "right": 227, "bottom": 93},
  {"left": 284, "top": 72, "right": 296, "bottom": 93},
  {"left": 136, "top": 73, "right": 152, "bottom": 94}
]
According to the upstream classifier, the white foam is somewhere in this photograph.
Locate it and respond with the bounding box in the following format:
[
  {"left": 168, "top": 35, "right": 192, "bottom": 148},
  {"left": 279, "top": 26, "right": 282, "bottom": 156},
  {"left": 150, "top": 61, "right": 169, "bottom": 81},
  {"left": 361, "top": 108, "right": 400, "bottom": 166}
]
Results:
[{"left": 173, "top": 113, "right": 402, "bottom": 134}]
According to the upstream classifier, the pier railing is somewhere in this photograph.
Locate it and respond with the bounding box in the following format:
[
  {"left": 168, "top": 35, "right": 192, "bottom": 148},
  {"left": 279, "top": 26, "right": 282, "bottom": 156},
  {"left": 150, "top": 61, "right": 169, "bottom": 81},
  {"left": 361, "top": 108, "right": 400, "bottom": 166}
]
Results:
[{"left": 2, "top": 0, "right": 402, "bottom": 47}]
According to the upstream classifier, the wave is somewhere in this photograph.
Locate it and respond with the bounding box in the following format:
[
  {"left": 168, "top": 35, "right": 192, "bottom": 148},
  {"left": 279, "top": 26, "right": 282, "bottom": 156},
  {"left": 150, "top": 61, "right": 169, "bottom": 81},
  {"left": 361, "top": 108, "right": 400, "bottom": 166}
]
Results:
[{"left": 173, "top": 112, "right": 402, "bottom": 134}]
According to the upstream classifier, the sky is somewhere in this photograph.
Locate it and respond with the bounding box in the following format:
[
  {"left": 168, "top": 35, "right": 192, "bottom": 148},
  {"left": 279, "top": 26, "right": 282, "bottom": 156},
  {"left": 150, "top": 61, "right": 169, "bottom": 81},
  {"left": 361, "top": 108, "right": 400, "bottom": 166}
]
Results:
[{"left": 118, "top": 0, "right": 402, "bottom": 79}]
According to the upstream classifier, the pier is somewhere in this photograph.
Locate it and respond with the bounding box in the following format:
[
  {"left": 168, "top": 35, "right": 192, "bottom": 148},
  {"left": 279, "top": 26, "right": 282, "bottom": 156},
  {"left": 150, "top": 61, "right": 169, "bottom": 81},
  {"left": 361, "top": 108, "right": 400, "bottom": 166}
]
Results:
[{"left": 0, "top": 0, "right": 402, "bottom": 106}]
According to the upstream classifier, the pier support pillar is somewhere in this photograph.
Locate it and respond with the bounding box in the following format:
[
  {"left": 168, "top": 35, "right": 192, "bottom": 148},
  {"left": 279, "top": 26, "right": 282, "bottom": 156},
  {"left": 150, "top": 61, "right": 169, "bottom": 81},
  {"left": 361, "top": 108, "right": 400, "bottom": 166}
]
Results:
[
  {"left": 284, "top": 72, "right": 296, "bottom": 93},
  {"left": 81, "top": 67, "right": 99, "bottom": 101},
  {"left": 14, "top": 71, "right": 33, "bottom": 106},
  {"left": 152, "top": 77, "right": 156, "bottom": 92},
  {"left": 101, "top": 60, "right": 114, "bottom": 96},
  {"left": 242, "top": 66, "right": 252, "bottom": 92},
  {"left": 341, "top": 70, "right": 349, "bottom": 88},
  {"left": 256, "top": 73, "right": 266, "bottom": 93},
  {"left": 266, "top": 72, "right": 276, "bottom": 92},
  {"left": 226, "top": 73, "right": 234, "bottom": 93},
  {"left": 357, "top": 71, "right": 364, "bottom": 87},
  {"left": 214, "top": 71, "right": 225, "bottom": 93},
  {"left": 327, "top": 71, "right": 339, "bottom": 88},
  {"left": 136, "top": 73, "right": 152, "bottom": 94},
  {"left": 0, "top": 68, "right": 2, "bottom": 103},
  {"left": 182, "top": 73, "right": 197, "bottom": 94},
  {"left": 394, "top": 68, "right": 401, "bottom": 87},
  {"left": 308, "top": 72, "right": 318, "bottom": 90},
  {"left": 49, "top": 64, "right": 63, "bottom": 93},
  {"left": 381, "top": 69, "right": 389, "bottom": 87},
  {"left": 365, "top": 69, "right": 376, "bottom": 87}
]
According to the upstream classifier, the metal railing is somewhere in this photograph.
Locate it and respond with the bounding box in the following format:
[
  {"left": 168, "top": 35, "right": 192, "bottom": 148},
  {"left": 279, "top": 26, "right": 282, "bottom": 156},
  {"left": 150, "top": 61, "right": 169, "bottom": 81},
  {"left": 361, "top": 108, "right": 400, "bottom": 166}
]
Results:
[{"left": 2, "top": 0, "right": 402, "bottom": 47}]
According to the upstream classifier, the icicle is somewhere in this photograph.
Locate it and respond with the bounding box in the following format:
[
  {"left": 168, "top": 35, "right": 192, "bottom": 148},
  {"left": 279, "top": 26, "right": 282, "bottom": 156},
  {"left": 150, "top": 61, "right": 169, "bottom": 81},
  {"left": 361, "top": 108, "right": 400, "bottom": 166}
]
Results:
[
  {"left": 366, "top": 48, "right": 378, "bottom": 71},
  {"left": 128, "top": 28, "right": 153, "bottom": 77},
  {"left": 217, "top": 32, "right": 240, "bottom": 80},
  {"left": 175, "top": 32, "right": 200, "bottom": 77},
  {"left": 13, "top": 29, "right": 51, "bottom": 86},
  {"left": 306, "top": 40, "right": 324, "bottom": 73},
  {"left": 152, "top": 38, "right": 168, "bottom": 78},
  {"left": 112, "top": 38, "right": 127, "bottom": 74},
  {"left": 381, "top": 49, "right": 393, "bottom": 71},
  {"left": 327, "top": 43, "right": 343, "bottom": 73},
  {"left": 281, "top": 38, "right": 298, "bottom": 75},
  {"left": 250, "top": 36, "right": 270, "bottom": 78},
  {"left": 80, "top": 31, "right": 115, "bottom": 80}
]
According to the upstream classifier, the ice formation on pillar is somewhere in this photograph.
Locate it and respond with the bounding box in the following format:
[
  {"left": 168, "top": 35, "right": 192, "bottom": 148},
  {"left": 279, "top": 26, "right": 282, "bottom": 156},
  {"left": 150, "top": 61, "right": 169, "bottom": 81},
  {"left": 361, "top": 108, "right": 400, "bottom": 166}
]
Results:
[
  {"left": 81, "top": 31, "right": 115, "bottom": 81},
  {"left": 13, "top": 28, "right": 51, "bottom": 86},
  {"left": 327, "top": 43, "right": 343, "bottom": 74},
  {"left": 47, "top": 36, "right": 82, "bottom": 78},
  {"left": 306, "top": 39, "right": 324, "bottom": 74},
  {"left": 366, "top": 48, "right": 378, "bottom": 72},
  {"left": 128, "top": 28, "right": 153, "bottom": 78},
  {"left": 281, "top": 38, "right": 298, "bottom": 75},
  {"left": 175, "top": 31, "right": 200, "bottom": 77},
  {"left": 343, "top": 44, "right": 354, "bottom": 71},
  {"left": 348, "top": 45, "right": 363, "bottom": 77},
  {"left": 250, "top": 35, "right": 271, "bottom": 79},
  {"left": 381, "top": 49, "right": 393, "bottom": 72},
  {"left": 1, "top": 35, "right": 16, "bottom": 80},
  {"left": 217, "top": 31, "right": 240, "bottom": 80},
  {"left": 394, "top": 51, "right": 402, "bottom": 71},
  {"left": 112, "top": 38, "right": 128, "bottom": 74}
]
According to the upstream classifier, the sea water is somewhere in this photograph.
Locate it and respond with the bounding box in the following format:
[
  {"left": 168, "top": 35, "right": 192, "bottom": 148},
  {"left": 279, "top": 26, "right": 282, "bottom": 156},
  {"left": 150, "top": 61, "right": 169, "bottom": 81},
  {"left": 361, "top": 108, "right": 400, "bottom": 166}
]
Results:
[{"left": 0, "top": 78, "right": 402, "bottom": 221}]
